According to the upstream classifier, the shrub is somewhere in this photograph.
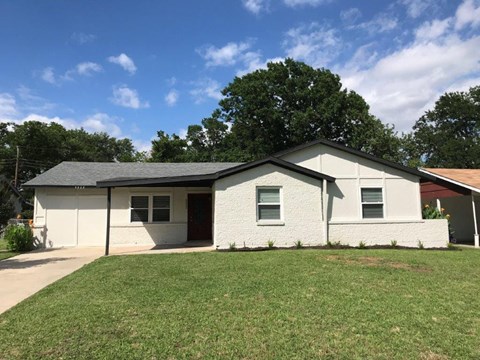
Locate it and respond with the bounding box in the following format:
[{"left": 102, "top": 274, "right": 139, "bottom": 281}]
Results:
[
  {"left": 267, "top": 240, "right": 275, "bottom": 249},
  {"left": 422, "top": 203, "right": 455, "bottom": 237},
  {"left": 358, "top": 241, "right": 366, "bottom": 249},
  {"left": 390, "top": 240, "right": 397, "bottom": 248},
  {"left": 4, "top": 223, "right": 34, "bottom": 252},
  {"left": 418, "top": 240, "right": 424, "bottom": 250},
  {"left": 294, "top": 240, "right": 303, "bottom": 249},
  {"left": 229, "top": 242, "right": 236, "bottom": 251}
]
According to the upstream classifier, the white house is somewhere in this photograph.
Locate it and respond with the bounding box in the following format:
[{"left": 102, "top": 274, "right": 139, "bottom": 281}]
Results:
[{"left": 25, "top": 139, "right": 449, "bottom": 250}]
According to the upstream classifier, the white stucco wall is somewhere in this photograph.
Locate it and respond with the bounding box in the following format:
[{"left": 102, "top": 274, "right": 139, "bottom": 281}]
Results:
[
  {"left": 281, "top": 143, "right": 423, "bottom": 222},
  {"left": 33, "top": 186, "right": 211, "bottom": 248},
  {"left": 329, "top": 219, "right": 449, "bottom": 248},
  {"left": 213, "top": 164, "right": 324, "bottom": 249}
]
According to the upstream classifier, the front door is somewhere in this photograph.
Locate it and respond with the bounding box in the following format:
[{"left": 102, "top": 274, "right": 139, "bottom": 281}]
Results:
[{"left": 187, "top": 193, "right": 212, "bottom": 241}]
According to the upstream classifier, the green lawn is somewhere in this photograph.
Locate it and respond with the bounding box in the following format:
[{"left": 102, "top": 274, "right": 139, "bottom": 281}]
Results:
[
  {"left": 0, "top": 239, "right": 19, "bottom": 260},
  {"left": 1, "top": 249, "right": 479, "bottom": 359}
]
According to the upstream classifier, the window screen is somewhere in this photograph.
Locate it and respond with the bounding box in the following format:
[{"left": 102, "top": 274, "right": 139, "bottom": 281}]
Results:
[
  {"left": 361, "top": 188, "right": 383, "bottom": 219},
  {"left": 131, "top": 196, "right": 149, "bottom": 222},
  {"left": 152, "top": 196, "right": 170, "bottom": 222},
  {"left": 257, "top": 188, "right": 281, "bottom": 220}
]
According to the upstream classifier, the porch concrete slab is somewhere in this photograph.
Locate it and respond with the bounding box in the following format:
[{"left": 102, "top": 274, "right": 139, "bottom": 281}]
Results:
[{"left": 0, "top": 247, "right": 102, "bottom": 315}]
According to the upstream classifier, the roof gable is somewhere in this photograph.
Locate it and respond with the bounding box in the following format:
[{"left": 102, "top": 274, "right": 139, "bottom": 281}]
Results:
[{"left": 275, "top": 138, "right": 434, "bottom": 181}]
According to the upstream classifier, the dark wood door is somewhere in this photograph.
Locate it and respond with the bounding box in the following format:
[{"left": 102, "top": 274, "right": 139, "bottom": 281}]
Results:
[{"left": 187, "top": 193, "right": 212, "bottom": 241}]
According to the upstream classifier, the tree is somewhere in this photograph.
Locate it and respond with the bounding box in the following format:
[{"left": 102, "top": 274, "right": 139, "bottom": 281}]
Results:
[
  {"left": 217, "top": 59, "right": 401, "bottom": 161},
  {"left": 0, "top": 121, "right": 140, "bottom": 187},
  {"left": 150, "top": 131, "right": 188, "bottom": 162},
  {"left": 150, "top": 59, "right": 401, "bottom": 162},
  {"left": 408, "top": 86, "right": 480, "bottom": 168}
]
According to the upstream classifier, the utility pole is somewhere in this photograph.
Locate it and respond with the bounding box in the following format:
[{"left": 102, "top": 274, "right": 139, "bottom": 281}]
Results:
[{"left": 14, "top": 146, "right": 19, "bottom": 188}]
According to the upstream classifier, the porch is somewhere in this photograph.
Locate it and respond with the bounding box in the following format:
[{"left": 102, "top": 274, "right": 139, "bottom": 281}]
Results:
[{"left": 420, "top": 168, "right": 480, "bottom": 247}]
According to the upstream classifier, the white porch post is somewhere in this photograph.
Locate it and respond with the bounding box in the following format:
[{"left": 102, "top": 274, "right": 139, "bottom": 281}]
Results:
[
  {"left": 472, "top": 192, "right": 479, "bottom": 248},
  {"left": 322, "top": 178, "right": 329, "bottom": 245}
]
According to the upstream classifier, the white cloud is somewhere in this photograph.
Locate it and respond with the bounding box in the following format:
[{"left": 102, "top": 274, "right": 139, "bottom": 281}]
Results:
[
  {"left": 400, "top": 0, "right": 439, "bottom": 19},
  {"left": 415, "top": 18, "right": 452, "bottom": 41},
  {"left": 132, "top": 139, "right": 152, "bottom": 153},
  {"left": 283, "top": 0, "right": 332, "bottom": 7},
  {"left": 455, "top": 0, "right": 480, "bottom": 30},
  {"left": 166, "top": 77, "right": 177, "bottom": 86},
  {"left": 111, "top": 85, "right": 149, "bottom": 109},
  {"left": 0, "top": 92, "right": 129, "bottom": 140},
  {"left": 236, "top": 52, "right": 284, "bottom": 76},
  {"left": 81, "top": 113, "right": 122, "bottom": 137},
  {"left": 178, "top": 128, "right": 188, "bottom": 139},
  {"left": 190, "top": 78, "right": 223, "bottom": 104},
  {"left": 197, "top": 41, "right": 253, "bottom": 67},
  {"left": 40, "top": 62, "right": 102, "bottom": 85},
  {"left": 242, "top": 0, "right": 268, "bottom": 14},
  {"left": 70, "top": 32, "right": 96, "bottom": 44},
  {"left": 76, "top": 62, "right": 103, "bottom": 76},
  {"left": 108, "top": 53, "right": 137, "bottom": 75},
  {"left": 340, "top": 8, "right": 362, "bottom": 25},
  {"left": 15, "top": 86, "right": 57, "bottom": 113},
  {"left": 339, "top": 34, "right": 480, "bottom": 131},
  {"left": 283, "top": 23, "right": 342, "bottom": 67},
  {"left": 41, "top": 67, "right": 56, "bottom": 84},
  {"left": 354, "top": 13, "right": 398, "bottom": 34},
  {"left": 165, "top": 89, "right": 179, "bottom": 106},
  {"left": 0, "top": 93, "right": 18, "bottom": 119}
]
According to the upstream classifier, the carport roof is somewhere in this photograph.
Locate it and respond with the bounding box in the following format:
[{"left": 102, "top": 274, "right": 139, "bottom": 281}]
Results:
[{"left": 421, "top": 168, "right": 480, "bottom": 193}]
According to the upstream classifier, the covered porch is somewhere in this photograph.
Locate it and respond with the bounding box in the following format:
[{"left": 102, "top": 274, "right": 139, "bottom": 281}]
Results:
[
  {"left": 420, "top": 168, "right": 480, "bottom": 247},
  {"left": 97, "top": 175, "right": 219, "bottom": 255}
]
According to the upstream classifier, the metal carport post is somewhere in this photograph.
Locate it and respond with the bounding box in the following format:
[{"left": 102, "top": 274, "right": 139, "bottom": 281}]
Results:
[{"left": 105, "top": 187, "right": 111, "bottom": 256}]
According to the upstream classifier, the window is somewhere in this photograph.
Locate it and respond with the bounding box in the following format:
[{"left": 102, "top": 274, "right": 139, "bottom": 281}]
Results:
[
  {"left": 131, "top": 196, "right": 149, "bottom": 222},
  {"left": 130, "top": 195, "right": 171, "bottom": 223},
  {"left": 257, "top": 188, "right": 281, "bottom": 221},
  {"left": 152, "top": 196, "right": 170, "bottom": 222},
  {"left": 361, "top": 188, "right": 384, "bottom": 219}
]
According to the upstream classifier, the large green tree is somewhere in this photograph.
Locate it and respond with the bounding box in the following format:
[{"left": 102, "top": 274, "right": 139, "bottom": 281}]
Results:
[
  {"left": 0, "top": 121, "right": 139, "bottom": 186},
  {"left": 150, "top": 59, "right": 401, "bottom": 162},
  {"left": 407, "top": 86, "right": 480, "bottom": 168}
]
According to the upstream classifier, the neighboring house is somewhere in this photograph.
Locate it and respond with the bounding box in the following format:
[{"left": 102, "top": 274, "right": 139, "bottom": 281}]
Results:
[
  {"left": 24, "top": 139, "right": 449, "bottom": 250},
  {"left": 420, "top": 168, "right": 480, "bottom": 247}
]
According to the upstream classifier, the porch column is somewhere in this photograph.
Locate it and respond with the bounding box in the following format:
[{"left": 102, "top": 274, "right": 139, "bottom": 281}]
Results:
[
  {"left": 322, "top": 178, "right": 329, "bottom": 244},
  {"left": 472, "top": 192, "right": 479, "bottom": 248},
  {"left": 105, "top": 187, "right": 112, "bottom": 256}
]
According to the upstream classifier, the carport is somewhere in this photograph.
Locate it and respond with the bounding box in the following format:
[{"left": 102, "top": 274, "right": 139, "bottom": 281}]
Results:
[{"left": 420, "top": 168, "right": 480, "bottom": 247}]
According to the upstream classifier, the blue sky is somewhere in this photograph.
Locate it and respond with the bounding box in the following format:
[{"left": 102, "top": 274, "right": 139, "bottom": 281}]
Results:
[{"left": 1, "top": 0, "right": 479, "bottom": 151}]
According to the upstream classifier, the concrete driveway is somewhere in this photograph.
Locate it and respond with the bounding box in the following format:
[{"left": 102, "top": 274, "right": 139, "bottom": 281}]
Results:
[
  {"left": 0, "top": 243, "right": 215, "bottom": 315},
  {"left": 0, "top": 247, "right": 103, "bottom": 315}
]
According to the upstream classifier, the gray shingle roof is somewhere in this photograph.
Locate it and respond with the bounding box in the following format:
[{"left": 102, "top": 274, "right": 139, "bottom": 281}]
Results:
[{"left": 24, "top": 161, "right": 243, "bottom": 187}]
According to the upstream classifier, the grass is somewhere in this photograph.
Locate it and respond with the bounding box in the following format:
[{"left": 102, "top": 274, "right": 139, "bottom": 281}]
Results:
[
  {"left": 1, "top": 249, "right": 480, "bottom": 359},
  {"left": 0, "top": 239, "right": 20, "bottom": 260}
]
